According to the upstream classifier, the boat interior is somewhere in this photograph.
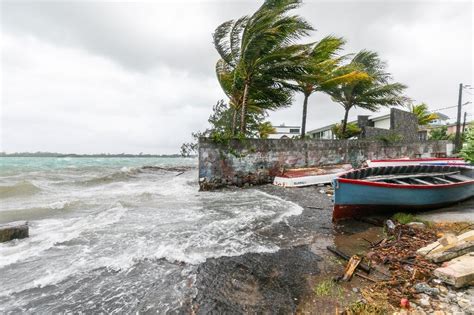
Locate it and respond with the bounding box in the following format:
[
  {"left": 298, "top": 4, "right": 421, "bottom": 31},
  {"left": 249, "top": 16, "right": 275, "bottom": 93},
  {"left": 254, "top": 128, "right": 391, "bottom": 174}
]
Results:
[{"left": 340, "top": 165, "right": 474, "bottom": 185}]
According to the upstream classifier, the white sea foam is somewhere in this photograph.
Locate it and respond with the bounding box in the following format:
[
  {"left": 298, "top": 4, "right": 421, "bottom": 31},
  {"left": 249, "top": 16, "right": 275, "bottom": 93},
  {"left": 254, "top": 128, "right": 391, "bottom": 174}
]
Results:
[{"left": 0, "top": 158, "right": 304, "bottom": 312}]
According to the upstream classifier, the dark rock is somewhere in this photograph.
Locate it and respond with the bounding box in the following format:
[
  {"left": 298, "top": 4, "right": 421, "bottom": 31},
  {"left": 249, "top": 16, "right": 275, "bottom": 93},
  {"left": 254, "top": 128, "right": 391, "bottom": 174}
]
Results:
[{"left": 0, "top": 221, "right": 29, "bottom": 242}]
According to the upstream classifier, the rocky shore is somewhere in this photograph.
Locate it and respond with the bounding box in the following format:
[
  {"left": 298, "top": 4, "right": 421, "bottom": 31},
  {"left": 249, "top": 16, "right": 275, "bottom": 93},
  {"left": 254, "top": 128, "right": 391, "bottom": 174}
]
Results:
[
  {"left": 185, "top": 184, "right": 373, "bottom": 314},
  {"left": 185, "top": 184, "right": 474, "bottom": 314}
]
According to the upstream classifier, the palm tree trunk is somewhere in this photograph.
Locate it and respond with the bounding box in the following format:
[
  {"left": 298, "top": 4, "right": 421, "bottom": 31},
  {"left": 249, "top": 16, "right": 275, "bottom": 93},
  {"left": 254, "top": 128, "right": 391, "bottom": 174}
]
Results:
[
  {"left": 300, "top": 93, "right": 309, "bottom": 138},
  {"left": 231, "top": 108, "right": 238, "bottom": 136},
  {"left": 240, "top": 81, "right": 249, "bottom": 135},
  {"left": 341, "top": 107, "right": 350, "bottom": 137}
]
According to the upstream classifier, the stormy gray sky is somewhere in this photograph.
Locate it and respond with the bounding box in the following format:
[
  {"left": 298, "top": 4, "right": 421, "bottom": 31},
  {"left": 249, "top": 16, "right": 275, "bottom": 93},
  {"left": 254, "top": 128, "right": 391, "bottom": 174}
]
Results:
[{"left": 1, "top": 0, "right": 473, "bottom": 154}]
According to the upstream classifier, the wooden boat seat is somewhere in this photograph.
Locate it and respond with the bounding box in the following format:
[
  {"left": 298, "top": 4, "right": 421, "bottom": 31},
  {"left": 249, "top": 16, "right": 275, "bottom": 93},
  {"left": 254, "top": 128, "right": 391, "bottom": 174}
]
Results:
[
  {"left": 445, "top": 174, "right": 473, "bottom": 182},
  {"left": 411, "top": 178, "right": 434, "bottom": 185},
  {"left": 391, "top": 179, "right": 410, "bottom": 185},
  {"left": 432, "top": 177, "right": 454, "bottom": 184},
  {"left": 366, "top": 171, "right": 460, "bottom": 182}
]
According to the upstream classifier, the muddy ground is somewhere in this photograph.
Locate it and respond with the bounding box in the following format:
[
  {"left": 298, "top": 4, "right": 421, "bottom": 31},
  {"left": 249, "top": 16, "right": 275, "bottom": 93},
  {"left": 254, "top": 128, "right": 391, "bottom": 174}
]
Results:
[{"left": 186, "top": 184, "right": 379, "bottom": 314}]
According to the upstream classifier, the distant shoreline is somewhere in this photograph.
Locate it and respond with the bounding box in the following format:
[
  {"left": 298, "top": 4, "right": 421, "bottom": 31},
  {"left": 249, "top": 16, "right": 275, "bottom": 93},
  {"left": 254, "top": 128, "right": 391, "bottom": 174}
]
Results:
[{"left": 0, "top": 154, "right": 195, "bottom": 158}]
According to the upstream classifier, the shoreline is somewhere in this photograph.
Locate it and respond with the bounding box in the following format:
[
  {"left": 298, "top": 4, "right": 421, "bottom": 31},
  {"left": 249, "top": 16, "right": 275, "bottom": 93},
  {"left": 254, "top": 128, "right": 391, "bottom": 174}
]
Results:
[
  {"left": 184, "top": 184, "right": 376, "bottom": 313},
  {"left": 185, "top": 183, "right": 474, "bottom": 314}
]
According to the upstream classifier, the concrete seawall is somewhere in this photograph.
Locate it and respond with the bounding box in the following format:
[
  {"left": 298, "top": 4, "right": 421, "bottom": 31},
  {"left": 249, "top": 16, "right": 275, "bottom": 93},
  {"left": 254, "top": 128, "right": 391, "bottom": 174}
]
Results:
[{"left": 198, "top": 138, "right": 452, "bottom": 190}]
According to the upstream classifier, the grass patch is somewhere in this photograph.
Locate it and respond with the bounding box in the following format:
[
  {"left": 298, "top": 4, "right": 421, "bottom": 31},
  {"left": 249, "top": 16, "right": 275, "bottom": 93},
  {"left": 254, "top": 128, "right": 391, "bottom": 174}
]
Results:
[
  {"left": 392, "top": 212, "right": 432, "bottom": 226},
  {"left": 314, "top": 279, "right": 343, "bottom": 298},
  {"left": 344, "top": 300, "right": 388, "bottom": 315}
]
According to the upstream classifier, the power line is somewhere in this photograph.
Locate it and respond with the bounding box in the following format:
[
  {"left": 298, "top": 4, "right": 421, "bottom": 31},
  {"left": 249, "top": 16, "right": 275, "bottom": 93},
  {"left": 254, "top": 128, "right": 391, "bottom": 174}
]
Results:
[{"left": 429, "top": 102, "right": 471, "bottom": 112}]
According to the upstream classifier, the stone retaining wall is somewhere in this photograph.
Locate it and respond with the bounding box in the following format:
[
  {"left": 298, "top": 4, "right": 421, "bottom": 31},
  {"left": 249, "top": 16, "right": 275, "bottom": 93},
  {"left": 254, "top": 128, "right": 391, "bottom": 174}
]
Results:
[{"left": 198, "top": 138, "right": 452, "bottom": 190}]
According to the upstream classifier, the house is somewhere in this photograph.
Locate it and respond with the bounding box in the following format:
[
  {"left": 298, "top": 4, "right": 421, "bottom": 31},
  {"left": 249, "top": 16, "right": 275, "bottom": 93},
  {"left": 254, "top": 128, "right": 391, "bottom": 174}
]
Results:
[
  {"left": 307, "top": 108, "right": 419, "bottom": 141},
  {"left": 418, "top": 120, "right": 472, "bottom": 140},
  {"left": 417, "top": 112, "right": 454, "bottom": 140},
  {"left": 268, "top": 124, "right": 301, "bottom": 139}
]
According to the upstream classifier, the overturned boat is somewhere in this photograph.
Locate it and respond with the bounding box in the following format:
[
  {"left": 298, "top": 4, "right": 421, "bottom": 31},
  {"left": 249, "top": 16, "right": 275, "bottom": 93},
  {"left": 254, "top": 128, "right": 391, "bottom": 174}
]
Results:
[
  {"left": 333, "top": 165, "right": 474, "bottom": 221},
  {"left": 366, "top": 157, "right": 468, "bottom": 167},
  {"left": 273, "top": 164, "right": 352, "bottom": 188}
]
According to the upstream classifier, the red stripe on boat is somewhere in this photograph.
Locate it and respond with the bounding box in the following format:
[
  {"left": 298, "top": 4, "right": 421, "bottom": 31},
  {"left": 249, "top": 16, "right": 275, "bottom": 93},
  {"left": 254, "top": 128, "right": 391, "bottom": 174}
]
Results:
[{"left": 338, "top": 177, "right": 474, "bottom": 189}]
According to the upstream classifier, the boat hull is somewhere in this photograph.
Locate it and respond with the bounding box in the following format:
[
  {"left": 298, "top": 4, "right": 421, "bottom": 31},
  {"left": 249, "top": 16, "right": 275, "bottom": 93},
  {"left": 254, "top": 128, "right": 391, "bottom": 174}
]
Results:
[
  {"left": 273, "top": 172, "right": 343, "bottom": 187},
  {"left": 333, "top": 177, "right": 474, "bottom": 221},
  {"left": 273, "top": 164, "right": 352, "bottom": 188}
]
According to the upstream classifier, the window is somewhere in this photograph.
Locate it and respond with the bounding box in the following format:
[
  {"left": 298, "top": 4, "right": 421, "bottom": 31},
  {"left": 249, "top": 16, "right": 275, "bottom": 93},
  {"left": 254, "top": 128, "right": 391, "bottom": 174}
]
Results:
[
  {"left": 418, "top": 131, "right": 427, "bottom": 141},
  {"left": 289, "top": 128, "right": 300, "bottom": 133}
]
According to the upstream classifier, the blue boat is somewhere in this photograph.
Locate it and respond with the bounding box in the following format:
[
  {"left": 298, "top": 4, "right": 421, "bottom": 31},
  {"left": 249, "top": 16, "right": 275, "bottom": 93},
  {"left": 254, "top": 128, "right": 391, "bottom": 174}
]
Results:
[{"left": 332, "top": 165, "right": 474, "bottom": 221}]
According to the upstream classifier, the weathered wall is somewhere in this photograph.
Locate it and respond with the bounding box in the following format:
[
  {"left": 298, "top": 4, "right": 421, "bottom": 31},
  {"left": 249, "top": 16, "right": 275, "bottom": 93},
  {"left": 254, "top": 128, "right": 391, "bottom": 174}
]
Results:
[
  {"left": 198, "top": 138, "right": 452, "bottom": 190},
  {"left": 360, "top": 108, "right": 419, "bottom": 141}
]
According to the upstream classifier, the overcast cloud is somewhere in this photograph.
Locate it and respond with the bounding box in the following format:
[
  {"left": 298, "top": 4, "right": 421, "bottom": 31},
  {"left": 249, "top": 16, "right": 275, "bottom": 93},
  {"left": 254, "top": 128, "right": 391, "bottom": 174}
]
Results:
[{"left": 1, "top": 0, "right": 472, "bottom": 154}]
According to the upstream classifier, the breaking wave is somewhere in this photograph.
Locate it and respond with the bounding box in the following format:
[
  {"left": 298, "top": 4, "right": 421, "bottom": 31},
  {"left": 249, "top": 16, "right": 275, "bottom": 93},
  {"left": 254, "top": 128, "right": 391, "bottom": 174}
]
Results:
[
  {"left": 78, "top": 165, "right": 194, "bottom": 186},
  {"left": 0, "top": 181, "right": 41, "bottom": 199}
]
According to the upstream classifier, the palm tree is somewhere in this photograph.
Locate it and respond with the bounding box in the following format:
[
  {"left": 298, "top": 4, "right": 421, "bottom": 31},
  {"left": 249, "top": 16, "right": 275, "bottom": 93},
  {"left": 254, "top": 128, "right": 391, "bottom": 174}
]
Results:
[
  {"left": 410, "top": 103, "right": 438, "bottom": 126},
  {"left": 295, "top": 36, "right": 369, "bottom": 137},
  {"left": 213, "top": 0, "right": 313, "bottom": 135},
  {"left": 326, "top": 50, "right": 408, "bottom": 136},
  {"left": 258, "top": 121, "right": 276, "bottom": 139}
]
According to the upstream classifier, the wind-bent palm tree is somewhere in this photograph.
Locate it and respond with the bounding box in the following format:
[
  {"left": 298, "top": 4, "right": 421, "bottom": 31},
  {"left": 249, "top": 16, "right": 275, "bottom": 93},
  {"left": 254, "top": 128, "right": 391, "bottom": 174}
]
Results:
[
  {"left": 213, "top": 0, "right": 313, "bottom": 135},
  {"left": 326, "top": 50, "right": 408, "bottom": 137},
  {"left": 410, "top": 103, "right": 438, "bottom": 126},
  {"left": 295, "top": 36, "right": 368, "bottom": 137}
]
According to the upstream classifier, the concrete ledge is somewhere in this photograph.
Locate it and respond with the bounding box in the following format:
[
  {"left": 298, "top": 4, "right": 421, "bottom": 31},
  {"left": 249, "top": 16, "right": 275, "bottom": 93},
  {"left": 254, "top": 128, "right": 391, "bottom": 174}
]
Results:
[
  {"left": 434, "top": 253, "right": 474, "bottom": 288},
  {"left": 0, "top": 221, "right": 29, "bottom": 243}
]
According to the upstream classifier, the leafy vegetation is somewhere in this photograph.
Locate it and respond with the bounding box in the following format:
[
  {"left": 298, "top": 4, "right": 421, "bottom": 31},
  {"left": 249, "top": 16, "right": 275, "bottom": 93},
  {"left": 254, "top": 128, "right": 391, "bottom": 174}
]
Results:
[
  {"left": 377, "top": 132, "right": 403, "bottom": 144},
  {"left": 331, "top": 122, "right": 361, "bottom": 139},
  {"left": 325, "top": 50, "right": 408, "bottom": 135},
  {"left": 392, "top": 212, "right": 431, "bottom": 226},
  {"left": 428, "top": 126, "right": 450, "bottom": 140},
  {"left": 411, "top": 103, "right": 438, "bottom": 126},
  {"left": 196, "top": 0, "right": 410, "bottom": 147},
  {"left": 213, "top": 0, "right": 312, "bottom": 135},
  {"left": 294, "top": 36, "right": 368, "bottom": 137},
  {"left": 180, "top": 100, "right": 273, "bottom": 156},
  {"left": 460, "top": 123, "right": 474, "bottom": 163}
]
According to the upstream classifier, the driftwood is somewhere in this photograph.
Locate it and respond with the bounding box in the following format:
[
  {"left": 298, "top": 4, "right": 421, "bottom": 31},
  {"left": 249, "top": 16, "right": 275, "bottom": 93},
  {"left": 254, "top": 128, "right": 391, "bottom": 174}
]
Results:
[
  {"left": 326, "top": 245, "right": 371, "bottom": 273},
  {"left": 341, "top": 255, "right": 361, "bottom": 281}
]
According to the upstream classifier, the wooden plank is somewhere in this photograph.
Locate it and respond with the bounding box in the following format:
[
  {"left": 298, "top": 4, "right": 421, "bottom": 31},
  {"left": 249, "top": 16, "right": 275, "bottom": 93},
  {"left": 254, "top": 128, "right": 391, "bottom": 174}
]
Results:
[
  {"left": 365, "top": 171, "right": 460, "bottom": 182},
  {"left": 341, "top": 255, "right": 361, "bottom": 281},
  {"left": 392, "top": 179, "right": 409, "bottom": 185},
  {"left": 445, "top": 174, "right": 473, "bottom": 182},
  {"left": 326, "top": 246, "right": 371, "bottom": 273},
  {"left": 411, "top": 178, "right": 434, "bottom": 185},
  {"left": 433, "top": 176, "right": 454, "bottom": 184}
]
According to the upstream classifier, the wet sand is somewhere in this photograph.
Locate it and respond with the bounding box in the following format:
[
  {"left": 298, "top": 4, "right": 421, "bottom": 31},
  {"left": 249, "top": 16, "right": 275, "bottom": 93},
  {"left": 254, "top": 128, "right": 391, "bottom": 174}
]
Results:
[{"left": 186, "top": 185, "right": 377, "bottom": 314}]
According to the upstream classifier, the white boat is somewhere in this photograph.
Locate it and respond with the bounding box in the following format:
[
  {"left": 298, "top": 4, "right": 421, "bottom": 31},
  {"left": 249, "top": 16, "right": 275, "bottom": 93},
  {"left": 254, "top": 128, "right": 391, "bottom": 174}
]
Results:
[
  {"left": 366, "top": 157, "right": 468, "bottom": 168},
  {"left": 273, "top": 164, "right": 353, "bottom": 188}
]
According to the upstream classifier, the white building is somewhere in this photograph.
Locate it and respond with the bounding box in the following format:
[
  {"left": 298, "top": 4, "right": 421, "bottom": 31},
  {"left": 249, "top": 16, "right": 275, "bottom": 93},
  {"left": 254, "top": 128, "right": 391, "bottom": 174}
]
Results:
[
  {"left": 268, "top": 124, "right": 301, "bottom": 139},
  {"left": 307, "top": 112, "right": 392, "bottom": 139}
]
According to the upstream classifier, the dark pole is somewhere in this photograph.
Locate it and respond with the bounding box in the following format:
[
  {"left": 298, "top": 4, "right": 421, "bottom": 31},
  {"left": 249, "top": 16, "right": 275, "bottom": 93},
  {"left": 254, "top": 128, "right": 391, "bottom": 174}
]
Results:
[
  {"left": 462, "top": 111, "right": 467, "bottom": 133},
  {"left": 454, "top": 83, "right": 463, "bottom": 152}
]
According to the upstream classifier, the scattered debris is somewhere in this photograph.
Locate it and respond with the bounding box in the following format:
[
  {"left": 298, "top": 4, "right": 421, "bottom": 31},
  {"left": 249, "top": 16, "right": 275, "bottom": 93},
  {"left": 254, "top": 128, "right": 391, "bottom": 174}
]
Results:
[
  {"left": 400, "top": 297, "right": 410, "bottom": 309},
  {"left": 326, "top": 245, "right": 371, "bottom": 273},
  {"left": 385, "top": 219, "right": 396, "bottom": 234},
  {"left": 414, "top": 282, "right": 440, "bottom": 296},
  {"left": 407, "top": 222, "right": 426, "bottom": 229},
  {"left": 341, "top": 255, "right": 361, "bottom": 281},
  {"left": 337, "top": 222, "right": 474, "bottom": 313},
  {"left": 434, "top": 253, "right": 474, "bottom": 288},
  {"left": 418, "top": 229, "right": 474, "bottom": 262}
]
